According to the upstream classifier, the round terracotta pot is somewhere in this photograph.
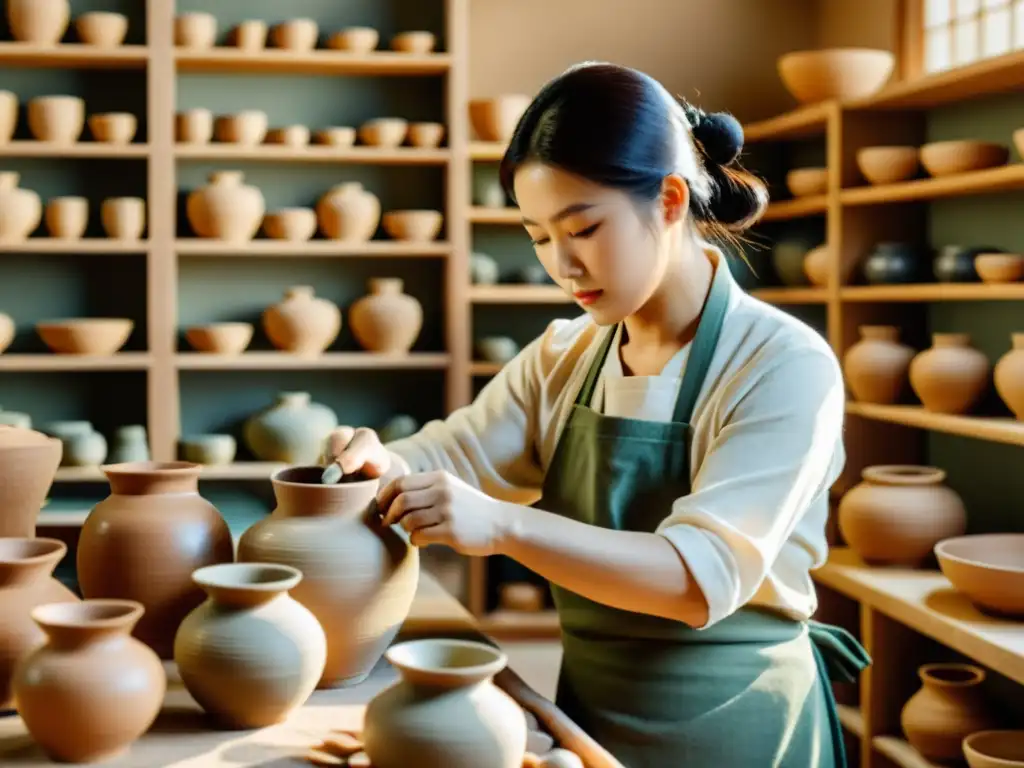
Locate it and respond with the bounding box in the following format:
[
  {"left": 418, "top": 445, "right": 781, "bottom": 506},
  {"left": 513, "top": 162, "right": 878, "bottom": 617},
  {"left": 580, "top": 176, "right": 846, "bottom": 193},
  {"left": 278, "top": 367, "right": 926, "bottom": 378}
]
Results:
[
  {"left": 348, "top": 278, "right": 424, "bottom": 353},
  {"left": 262, "top": 285, "right": 342, "bottom": 355},
  {"left": 994, "top": 333, "right": 1024, "bottom": 419},
  {"left": 0, "top": 425, "right": 63, "bottom": 537},
  {"left": 243, "top": 391, "right": 338, "bottom": 464},
  {"left": 364, "top": 639, "right": 527, "bottom": 768},
  {"left": 12, "top": 599, "right": 165, "bottom": 764},
  {"left": 843, "top": 325, "right": 915, "bottom": 404},
  {"left": 76, "top": 461, "right": 235, "bottom": 659},
  {"left": 237, "top": 466, "right": 419, "bottom": 688},
  {"left": 0, "top": 171, "right": 43, "bottom": 243},
  {"left": 0, "top": 312, "right": 13, "bottom": 353},
  {"left": 837, "top": 465, "right": 966, "bottom": 567},
  {"left": 174, "top": 563, "right": 327, "bottom": 729},
  {"left": 0, "top": 538, "right": 78, "bottom": 711},
  {"left": 0, "top": 90, "right": 14, "bottom": 144},
  {"left": 186, "top": 170, "right": 266, "bottom": 241},
  {"left": 7, "top": 0, "right": 70, "bottom": 44},
  {"left": 909, "top": 333, "right": 991, "bottom": 414},
  {"left": 316, "top": 182, "right": 381, "bottom": 241},
  {"left": 900, "top": 663, "right": 997, "bottom": 762}
]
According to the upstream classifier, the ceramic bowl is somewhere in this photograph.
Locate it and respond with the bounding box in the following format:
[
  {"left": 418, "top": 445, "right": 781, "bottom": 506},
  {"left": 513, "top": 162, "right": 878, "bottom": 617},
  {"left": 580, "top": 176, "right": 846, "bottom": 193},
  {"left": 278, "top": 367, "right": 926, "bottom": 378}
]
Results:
[
  {"left": 975, "top": 253, "right": 1024, "bottom": 284},
  {"left": 174, "top": 12, "right": 217, "bottom": 49},
  {"left": 786, "top": 167, "right": 829, "bottom": 197},
  {"left": 408, "top": 122, "right": 445, "bottom": 148},
  {"left": 327, "top": 27, "right": 379, "bottom": 53},
  {"left": 920, "top": 140, "right": 1009, "bottom": 177},
  {"left": 935, "top": 534, "right": 1024, "bottom": 617},
  {"left": 382, "top": 210, "right": 443, "bottom": 241},
  {"left": 270, "top": 19, "right": 318, "bottom": 51},
  {"left": 262, "top": 208, "right": 317, "bottom": 241},
  {"left": 184, "top": 323, "right": 253, "bottom": 355},
  {"left": 390, "top": 31, "right": 436, "bottom": 54},
  {"left": 358, "top": 118, "right": 408, "bottom": 148},
  {"left": 27, "top": 96, "right": 85, "bottom": 144},
  {"left": 88, "top": 113, "right": 137, "bottom": 145},
  {"left": 314, "top": 126, "right": 356, "bottom": 147},
  {"left": 230, "top": 20, "right": 268, "bottom": 50},
  {"left": 179, "top": 434, "right": 237, "bottom": 466},
  {"left": 176, "top": 109, "right": 214, "bottom": 144},
  {"left": 856, "top": 146, "right": 920, "bottom": 185},
  {"left": 777, "top": 48, "right": 894, "bottom": 103},
  {"left": 75, "top": 12, "right": 128, "bottom": 47},
  {"left": 964, "top": 730, "right": 1024, "bottom": 767},
  {"left": 36, "top": 319, "right": 133, "bottom": 355},
  {"left": 469, "top": 95, "right": 531, "bottom": 142},
  {"left": 265, "top": 125, "right": 310, "bottom": 148},
  {"left": 214, "top": 110, "right": 268, "bottom": 146},
  {"left": 476, "top": 336, "right": 519, "bottom": 364}
]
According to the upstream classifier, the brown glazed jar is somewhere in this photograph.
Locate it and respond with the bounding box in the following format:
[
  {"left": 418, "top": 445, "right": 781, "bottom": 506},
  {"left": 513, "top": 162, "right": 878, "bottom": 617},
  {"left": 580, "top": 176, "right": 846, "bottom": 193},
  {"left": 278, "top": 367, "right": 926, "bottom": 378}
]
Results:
[{"left": 76, "top": 461, "right": 234, "bottom": 658}]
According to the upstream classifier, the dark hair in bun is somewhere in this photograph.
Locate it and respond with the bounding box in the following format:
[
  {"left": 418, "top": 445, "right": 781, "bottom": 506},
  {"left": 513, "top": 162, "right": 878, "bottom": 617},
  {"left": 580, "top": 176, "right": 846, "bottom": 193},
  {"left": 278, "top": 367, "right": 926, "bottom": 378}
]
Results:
[{"left": 499, "top": 62, "right": 769, "bottom": 238}]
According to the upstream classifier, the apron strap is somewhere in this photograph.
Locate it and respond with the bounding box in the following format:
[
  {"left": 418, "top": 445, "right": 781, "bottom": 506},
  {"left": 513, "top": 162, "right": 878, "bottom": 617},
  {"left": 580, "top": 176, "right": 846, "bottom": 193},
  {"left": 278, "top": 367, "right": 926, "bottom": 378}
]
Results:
[
  {"left": 808, "top": 621, "right": 873, "bottom": 768},
  {"left": 574, "top": 324, "right": 618, "bottom": 408}
]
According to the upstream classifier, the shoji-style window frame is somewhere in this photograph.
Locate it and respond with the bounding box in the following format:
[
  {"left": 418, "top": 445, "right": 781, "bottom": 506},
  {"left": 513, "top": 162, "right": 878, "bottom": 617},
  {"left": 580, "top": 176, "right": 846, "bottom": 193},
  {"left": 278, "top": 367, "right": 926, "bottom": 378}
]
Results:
[{"left": 901, "top": 0, "right": 1024, "bottom": 78}]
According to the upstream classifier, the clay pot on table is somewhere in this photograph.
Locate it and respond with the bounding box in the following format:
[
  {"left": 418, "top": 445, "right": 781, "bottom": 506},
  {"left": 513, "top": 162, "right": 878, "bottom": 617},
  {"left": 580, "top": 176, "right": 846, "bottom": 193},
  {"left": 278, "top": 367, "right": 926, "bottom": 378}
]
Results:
[
  {"left": 0, "top": 426, "right": 62, "bottom": 537},
  {"left": 0, "top": 312, "right": 12, "bottom": 353},
  {"left": 900, "top": 663, "right": 997, "bottom": 763},
  {"left": 363, "top": 639, "right": 527, "bottom": 768},
  {"left": 76, "top": 461, "right": 234, "bottom": 659},
  {"left": 317, "top": 182, "right": 381, "bottom": 241},
  {"left": 27, "top": 96, "right": 85, "bottom": 144},
  {"left": 262, "top": 286, "right": 342, "bottom": 355},
  {"left": 243, "top": 392, "right": 338, "bottom": 464},
  {"left": 842, "top": 325, "right": 915, "bottom": 404},
  {"left": 0, "top": 90, "right": 17, "bottom": 144},
  {"left": 995, "top": 334, "right": 1024, "bottom": 419},
  {"left": 175, "top": 563, "right": 327, "bottom": 729},
  {"left": 349, "top": 278, "right": 423, "bottom": 353},
  {"left": 862, "top": 242, "right": 928, "bottom": 284},
  {"left": 186, "top": 170, "right": 266, "bottom": 241},
  {"left": 237, "top": 466, "right": 419, "bottom": 689},
  {"left": 837, "top": 465, "right": 966, "bottom": 567},
  {"left": 12, "top": 599, "right": 165, "bottom": 764},
  {"left": 6, "top": 0, "right": 70, "bottom": 45},
  {"left": 45, "top": 196, "right": 88, "bottom": 239},
  {"left": 0, "top": 172, "right": 42, "bottom": 243},
  {"left": 909, "top": 333, "right": 990, "bottom": 414},
  {"left": 0, "top": 537, "right": 78, "bottom": 711},
  {"left": 74, "top": 12, "right": 128, "bottom": 47}
]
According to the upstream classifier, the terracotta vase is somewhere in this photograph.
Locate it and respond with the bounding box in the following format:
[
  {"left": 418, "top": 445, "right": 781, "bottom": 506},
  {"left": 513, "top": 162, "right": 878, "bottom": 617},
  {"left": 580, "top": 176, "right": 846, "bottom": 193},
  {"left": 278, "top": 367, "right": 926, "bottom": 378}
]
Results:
[
  {"left": 174, "top": 563, "right": 327, "bottom": 729},
  {"left": 243, "top": 392, "right": 338, "bottom": 464},
  {"left": 76, "top": 461, "right": 235, "bottom": 659},
  {"left": 262, "top": 285, "right": 342, "bottom": 355},
  {"left": 837, "top": 465, "right": 966, "bottom": 567},
  {"left": 316, "top": 182, "right": 381, "bottom": 241},
  {"left": 900, "top": 663, "right": 997, "bottom": 762},
  {"left": 45, "top": 196, "right": 88, "bottom": 239},
  {"left": 0, "top": 90, "right": 17, "bottom": 144},
  {"left": 909, "top": 333, "right": 991, "bottom": 414},
  {"left": 843, "top": 325, "right": 915, "bottom": 404},
  {"left": 0, "top": 172, "right": 42, "bottom": 243},
  {"left": 186, "top": 170, "right": 266, "bottom": 242},
  {"left": 0, "top": 426, "right": 63, "bottom": 538},
  {"left": 803, "top": 245, "right": 829, "bottom": 287},
  {"left": 6, "top": 0, "right": 70, "bottom": 44},
  {"left": 237, "top": 466, "right": 420, "bottom": 688},
  {"left": 12, "top": 600, "right": 165, "bottom": 764},
  {"left": 364, "top": 639, "right": 527, "bottom": 768},
  {"left": 0, "top": 312, "right": 12, "bottom": 353},
  {"left": 349, "top": 279, "right": 424, "bottom": 353},
  {"left": 0, "top": 538, "right": 78, "bottom": 711},
  {"left": 994, "top": 333, "right": 1024, "bottom": 419}
]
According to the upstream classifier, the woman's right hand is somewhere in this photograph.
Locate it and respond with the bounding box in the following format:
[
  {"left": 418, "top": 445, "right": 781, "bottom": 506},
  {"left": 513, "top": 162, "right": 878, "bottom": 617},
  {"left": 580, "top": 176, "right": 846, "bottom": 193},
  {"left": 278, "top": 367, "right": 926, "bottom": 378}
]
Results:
[{"left": 326, "top": 426, "right": 392, "bottom": 479}]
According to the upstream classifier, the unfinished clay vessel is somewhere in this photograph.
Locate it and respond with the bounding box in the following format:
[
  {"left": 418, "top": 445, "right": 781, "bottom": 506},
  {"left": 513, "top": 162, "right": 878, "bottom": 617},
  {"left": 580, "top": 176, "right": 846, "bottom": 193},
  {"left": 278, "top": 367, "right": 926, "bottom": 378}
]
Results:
[
  {"left": 27, "top": 96, "right": 85, "bottom": 144},
  {"left": 909, "top": 333, "right": 990, "bottom": 414},
  {"left": 6, "top": 0, "right": 70, "bottom": 44},
  {"left": 0, "top": 538, "right": 78, "bottom": 711},
  {"left": 12, "top": 600, "right": 165, "bottom": 764},
  {"left": 45, "top": 196, "right": 88, "bottom": 239},
  {"left": 186, "top": 170, "right": 265, "bottom": 241},
  {"left": 364, "top": 639, "right": 527, "bottom": 768},
  {"left": 0, "top": 312, "right": 13, "bottom": 353},
  {"left": 994, "top": 333, "right": 1024, "bottom": 419},
  {"left": 262, "top": 286, "right": 342, "bottom": 355},
  {"left": 175, "top": 563, "right": 327, "bottom": 729},
  {"left": 0, "top": 90, "right": 16, "bottom": 143},
  {"left": 0, "top": 172, "right": 42, "bottom": 243},
  {"left": 316, "top": 182, "right": 381, "bottom": 241},
  {"left": 0, "top": 426, "right": 63, "bottom": 537},
  {"left": 901, "top": 663, "right": 997, "bottom": 763},
  {"left": 237, "top": 466, "right": 419, "bottom": 688},
  {"left": 243, "top": 392, "right": 338, "bottom": 464},
  {"left": 349, "top": 278, "right": 423, "bottom": 353},
  {"left": 76, "top": 461, "right": 234, "bottom": 659},
  {"left": 843, "top": 325, "right": 915, "bottom": 404},
  {"left": 837, "top": 465, "right": 965, "bottom": 567}
]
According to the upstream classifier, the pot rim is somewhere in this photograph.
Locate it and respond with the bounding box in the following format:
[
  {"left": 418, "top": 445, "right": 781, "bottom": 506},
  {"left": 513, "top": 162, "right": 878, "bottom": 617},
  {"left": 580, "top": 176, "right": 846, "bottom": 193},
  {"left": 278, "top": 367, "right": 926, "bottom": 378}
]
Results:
[
  {"left": 963, "top": 730, "right": 1024, "bottom": 766},
  {"left": 918, "top": 661, "right": 986, "bottom": 687},
  {"left": 934, "top": 533, "right": 1024, "bottom": 574},
  {"left": 861, "top": 465, "right": 946, "bottom": 486},
  {"left": 385, "top": 638, "right": 508, "bottom": 681},
  {"left": 192, "top": 562, "right": 302, "bottom": 593},
  {"left": 101, "top": 460, "right": 201, "bottom": 476},
  {"left": 0, "top": 537, "right": 67, "bottom": 565},
  {"left": 271, "top": 464, "right": 379, "bottom": 489},
  {"left": 32, "top": 598, "right": 143, "bottom": 631}
]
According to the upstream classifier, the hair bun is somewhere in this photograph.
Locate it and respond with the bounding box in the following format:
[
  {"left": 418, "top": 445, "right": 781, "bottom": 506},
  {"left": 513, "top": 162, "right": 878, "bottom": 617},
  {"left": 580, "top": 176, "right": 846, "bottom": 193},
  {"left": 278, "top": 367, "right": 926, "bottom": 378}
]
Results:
[{"left": 692, "top": 111, "right": 744, "bottom": 167}]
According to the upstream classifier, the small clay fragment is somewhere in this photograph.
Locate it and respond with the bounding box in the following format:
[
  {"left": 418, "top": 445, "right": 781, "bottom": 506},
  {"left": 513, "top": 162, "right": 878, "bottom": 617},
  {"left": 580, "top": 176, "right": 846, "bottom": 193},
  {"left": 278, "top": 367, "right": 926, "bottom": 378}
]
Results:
[
  {"left": 540, "top": 749, "right": 585, "bottom": 768},
  {"left": 321, "top": 732, "right": 364, "bottom": 757},
  {"left": 306, "top": 748, "right": 346, "bottom": 766},
  {"left": 522, "top": 752, "right": 544, "bottom": 767},
  {"left": 347, "top": 752, "right": 372, "bottom": 767},
  {"left": 527, "top": 729, "right": 555, "bottom": 755}
]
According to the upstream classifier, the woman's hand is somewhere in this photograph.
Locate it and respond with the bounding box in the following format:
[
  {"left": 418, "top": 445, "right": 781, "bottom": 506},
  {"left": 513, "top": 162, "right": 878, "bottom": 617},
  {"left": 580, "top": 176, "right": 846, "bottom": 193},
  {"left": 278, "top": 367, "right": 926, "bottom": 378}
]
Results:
[
  {"left": 376, "top": 470, "right": 514, "bottom": 557},
  {"left": 325, "top": 426, "right": 393, "bottom": 478}
]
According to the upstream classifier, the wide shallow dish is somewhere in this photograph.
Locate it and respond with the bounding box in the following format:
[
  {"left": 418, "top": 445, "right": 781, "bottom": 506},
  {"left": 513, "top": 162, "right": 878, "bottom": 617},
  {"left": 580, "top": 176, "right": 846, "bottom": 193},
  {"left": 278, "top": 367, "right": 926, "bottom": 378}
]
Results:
[
  {"left": 963, "top": 730, "right": 1024, "bottom": 767},
  {"left": 935, "top": 534, "right": 1024, "bottom": 617},
  {"left": 778, "top": 48, "right": 894, "bottom": 103}
]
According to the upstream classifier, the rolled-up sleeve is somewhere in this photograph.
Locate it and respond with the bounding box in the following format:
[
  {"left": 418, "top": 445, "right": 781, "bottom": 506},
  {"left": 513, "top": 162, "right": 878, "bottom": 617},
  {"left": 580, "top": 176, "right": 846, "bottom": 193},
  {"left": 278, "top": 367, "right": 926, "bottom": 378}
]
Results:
[{"left": 657, "top": 346, "right": 845, "bottom": 628}]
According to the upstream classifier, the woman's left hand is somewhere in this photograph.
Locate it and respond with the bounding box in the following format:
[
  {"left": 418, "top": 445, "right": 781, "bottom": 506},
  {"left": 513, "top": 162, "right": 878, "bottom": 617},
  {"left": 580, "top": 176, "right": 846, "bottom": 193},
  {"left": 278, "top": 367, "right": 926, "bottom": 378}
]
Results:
[{"left": 376, "top": 470, "right": 512, "bottom": 556}]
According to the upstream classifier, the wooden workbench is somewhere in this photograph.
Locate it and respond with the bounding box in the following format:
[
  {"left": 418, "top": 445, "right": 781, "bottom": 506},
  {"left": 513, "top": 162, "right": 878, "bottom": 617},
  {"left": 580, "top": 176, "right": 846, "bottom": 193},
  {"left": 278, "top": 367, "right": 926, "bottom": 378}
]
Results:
[{"left": 0, "top": 573, "right": 624, "bottom": 768}]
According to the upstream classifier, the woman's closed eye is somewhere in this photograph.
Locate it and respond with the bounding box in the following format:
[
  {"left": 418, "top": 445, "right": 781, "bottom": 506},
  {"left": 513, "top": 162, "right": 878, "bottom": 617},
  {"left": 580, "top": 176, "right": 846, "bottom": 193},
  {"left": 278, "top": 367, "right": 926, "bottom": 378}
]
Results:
[{"left": 570, "top": 222, "right": 602, "bottom": 239}]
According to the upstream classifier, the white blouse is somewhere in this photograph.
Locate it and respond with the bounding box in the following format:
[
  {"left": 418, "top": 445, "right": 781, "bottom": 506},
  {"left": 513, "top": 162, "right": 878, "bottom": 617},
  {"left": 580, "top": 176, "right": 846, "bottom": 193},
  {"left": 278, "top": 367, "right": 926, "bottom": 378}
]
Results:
[{"left": 387, "top": 253, "right": 846, "bottom": 629}]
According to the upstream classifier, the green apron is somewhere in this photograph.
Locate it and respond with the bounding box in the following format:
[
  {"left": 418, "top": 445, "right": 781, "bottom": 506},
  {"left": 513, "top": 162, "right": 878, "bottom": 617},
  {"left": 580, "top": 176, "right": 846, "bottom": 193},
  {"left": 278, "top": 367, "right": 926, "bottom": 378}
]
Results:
[{"left": 539, "top": 262, "right": 870, "bottom": 767}]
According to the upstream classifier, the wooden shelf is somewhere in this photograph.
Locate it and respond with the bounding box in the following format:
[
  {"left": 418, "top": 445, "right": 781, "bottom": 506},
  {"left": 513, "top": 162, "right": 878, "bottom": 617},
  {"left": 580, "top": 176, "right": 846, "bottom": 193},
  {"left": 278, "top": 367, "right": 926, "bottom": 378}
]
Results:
[
  {"left": 750, "top": 287, "right": 829, "bottom": 304},
  {"left": 836, "top": 704, "right": 865, "bottom": 737},
  {"left": 872, "top": 736, "right": 940, "bottom": 768},
  {"left": 479, "top": 609, "right": 561, "bottom": 639},
  {"left": 744, "top": 102, "right": 831, "bottom": 143},
  {"left": 0, "top": 42, "right": 148, "bottom": 69},
  {"left": 174, "top": 48, "right": 451, "bottom": 76},
  {"left": 0, "top": 239, "right": 149, "bottom": 254},
  {"left": 469, "top": 285, "right": 569, "bottom": 304},
  {"left": 841, "top": 164, "right": 1024, "bottom": 206},
  {"left": 845, "top": 403, "right": 1024, "bottom": 447},
  {"left": 175, "top": 352, "right": 451, "bottom": 370},
  {"left": 0, "top": 141, "right": 149, "bottom": 158},
  {"left": 841, "top": 282, "right": 1024, "bottom": 302},
  {"left": 468, "top": 206, "right": 521, "bottom": 224},
  {"left": 469, "top": 141, "right": 506, "bottom": 161},
  {"left": 815, "top": 548, "right": 1024, "bottom": 685},
  {"left": 175, "top": 144, "right": 449, "bottom": 165},
  {"left": 762, "top": 195, "right": 828, "bottom": 221},
  {"left": 0, "top": 353, "right": 151, "bottom": 371},
  {"left": 470, "top": 361, "right": 503, "bottom": 376},
  {"left": 175, "top": 240, "right": 450, "bottom": 257}
]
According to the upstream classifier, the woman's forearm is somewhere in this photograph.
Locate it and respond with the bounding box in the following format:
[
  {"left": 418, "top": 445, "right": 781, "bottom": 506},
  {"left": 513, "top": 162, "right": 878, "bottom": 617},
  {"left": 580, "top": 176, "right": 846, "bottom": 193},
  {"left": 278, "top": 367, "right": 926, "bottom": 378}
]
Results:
[{"left": 496, "top": 502, "right": 710, "bottom": 626}]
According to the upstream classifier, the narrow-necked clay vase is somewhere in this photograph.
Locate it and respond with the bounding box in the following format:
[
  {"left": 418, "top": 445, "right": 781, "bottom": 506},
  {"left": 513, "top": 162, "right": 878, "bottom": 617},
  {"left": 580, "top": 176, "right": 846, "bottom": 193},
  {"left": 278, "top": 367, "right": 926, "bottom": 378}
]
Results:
[
  {"left": 174, "top": 563, "right": 327, "bottom": 729},
  {"left": 186, "top": 170, "right": 266, "bottom": 241},
  {"left": 0, "top": 172, "right": 42, "bottom": 243},
  {"left": 348, "top": 278, "right": 424, "bottom": 353},
  {"left": 316, "top": 182, "right": 381, "bottom": 241},
  {"left": 909, "top": 333, "right": 991, "bottom": 414},
  {"left": 243, "top": 392, "right": 338, "bottom": 464},
  {"left": 994, "top": 333, "right": 1024, "bottom": 419},
  {"left": 237, "top": 466, "right": 419, "bottom": 688},
  {"left": 0, "top": 538, "right": 78, "bottom": 712},
  {"left": 0, "top": 425, "right": 62, "bottom": 538},
  {"left": 12, "top": 600, "right": 165, "bottom": 764},
  {"left": 262, "top": 286, "right": 342, "bottom": 355},
  {"left": 900, "top": 663, "right": 997, "bottom": 763},
  {"left": 843, "top": 325, "right": 915, "bottom": 404},
  {"left": 837, "top": 465, "right": 966, "bottom": 567},
  {"left": 76, "top": 461, "right": 235, "bottom": 659},
  {"left": 6, "top": 0, "right": 70, "bottom": 44},
  {"left": 364, "top": 639, "right": 527, "bottom": 768}
]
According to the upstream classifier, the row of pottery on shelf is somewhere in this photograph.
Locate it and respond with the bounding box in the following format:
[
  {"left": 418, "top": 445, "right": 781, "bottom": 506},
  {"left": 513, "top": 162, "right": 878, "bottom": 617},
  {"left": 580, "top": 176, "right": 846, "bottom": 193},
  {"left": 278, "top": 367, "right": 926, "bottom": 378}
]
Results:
[
  {"left": 857, "top": 131, "right": 1024, "bottom": 184},
  {"left": 471, "top": 253, "right": 554, "bottom": 286},
  {"left": 178, "top": 109, "right": 445, "bottom": 149},
  {"left": 5, "top": 1, "right": 128, "bottom": 46},
  {"left": 844, "top": 325, "right": 1024, "bottom": 418},
  {"left": 0, "top": 174, "right": 145, "bottom": 241},
  {"left": 43, "top": 421, "right": 148, "bottom": 467},
  {"left": 187, "top": 173, "right": 443, "bottom": 243},
  {"left": 0, "top": 317, "right": 134, "bottom": 356},
  {"left": 0, "top": 93, "right": 138, "bottom": 145},
  {"left": 175, "top": 13, "right": 437, "bottom": 54}
]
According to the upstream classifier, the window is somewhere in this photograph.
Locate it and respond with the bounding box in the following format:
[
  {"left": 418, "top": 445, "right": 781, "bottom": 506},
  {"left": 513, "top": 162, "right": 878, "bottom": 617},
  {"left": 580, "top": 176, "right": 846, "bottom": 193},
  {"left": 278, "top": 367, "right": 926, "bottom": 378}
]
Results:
[{"left": 921, "top": 0, "right": 1023, "bottom": 74}]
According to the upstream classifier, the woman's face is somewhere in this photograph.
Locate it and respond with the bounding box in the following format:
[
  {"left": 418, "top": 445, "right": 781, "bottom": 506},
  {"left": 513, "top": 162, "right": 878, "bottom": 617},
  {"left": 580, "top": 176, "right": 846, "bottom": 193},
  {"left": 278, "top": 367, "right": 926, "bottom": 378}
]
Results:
[{"left": 513, "top": 162, "right": 685, "bottom": 325}]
